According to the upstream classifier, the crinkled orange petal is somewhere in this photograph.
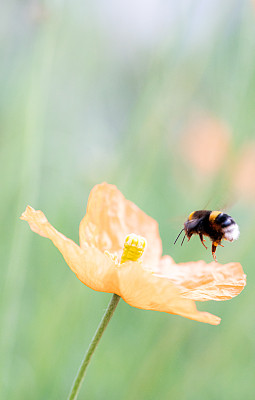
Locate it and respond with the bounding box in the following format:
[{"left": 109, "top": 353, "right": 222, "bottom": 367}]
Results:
[
  {"left": 156, "top": 256, "right": 246, "bottom": 301},
  {"left": 115, "top": 262, "right": 221, "bottom": 325},
  {"left": 79, "top": 183, "right": 162, "bottom": 266},
  {"left": 20, "top": 206, "right": 118, "bottom": 293}
]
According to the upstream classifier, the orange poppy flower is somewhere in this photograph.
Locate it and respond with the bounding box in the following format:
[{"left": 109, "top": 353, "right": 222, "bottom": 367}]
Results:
[{"left": 20, "top": 183, "right": 246, "bottom": 325}]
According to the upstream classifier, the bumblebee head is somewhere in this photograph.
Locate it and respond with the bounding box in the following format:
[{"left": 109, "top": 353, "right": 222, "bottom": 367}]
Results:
[{"left": 184, "top": 210, "right": 209, "bottom": 237}]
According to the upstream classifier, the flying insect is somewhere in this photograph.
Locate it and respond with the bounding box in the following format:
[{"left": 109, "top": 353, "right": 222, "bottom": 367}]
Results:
[{"left": 174, "top": 210, "right": 240, "bottom": 261}]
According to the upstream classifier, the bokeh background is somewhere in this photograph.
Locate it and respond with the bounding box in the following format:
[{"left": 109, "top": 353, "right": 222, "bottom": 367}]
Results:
[{"left": 1, "top": 1, "right": 255, "bottom": 399}]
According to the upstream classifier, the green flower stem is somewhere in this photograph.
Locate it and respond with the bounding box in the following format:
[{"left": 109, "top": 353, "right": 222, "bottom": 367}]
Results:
[{"left": 68, "top": 294, "right": 121, "bottom": 400}]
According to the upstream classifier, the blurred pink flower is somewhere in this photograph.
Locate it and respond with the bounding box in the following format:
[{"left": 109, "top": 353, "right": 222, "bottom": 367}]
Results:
[{"left": 181, "top": 115, "right": 231, "bottom": 175}]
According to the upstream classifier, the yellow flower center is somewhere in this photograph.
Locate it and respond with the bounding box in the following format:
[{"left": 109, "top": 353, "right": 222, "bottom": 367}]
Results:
[{"left": 120, "top": 233, "right": 147, "bottom": 264}]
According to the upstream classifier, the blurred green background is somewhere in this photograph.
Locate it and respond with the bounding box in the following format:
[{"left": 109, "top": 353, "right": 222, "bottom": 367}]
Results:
[{"left": 1, "top": 0, "right": 255, "bottom": 399}]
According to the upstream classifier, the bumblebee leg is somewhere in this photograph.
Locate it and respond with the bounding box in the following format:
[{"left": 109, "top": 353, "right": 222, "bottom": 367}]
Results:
[
  {"left": 212, "top": 242, "right": 218, "bottom": 262},
  {"left": 186, "top": 233, "right": 192, "bottom": 242},
  {"left": 199, "top": 233, "right": 207, "bottom": 249},
  {"left": 219, "top": 243, "right": 224, "bottom": 247}
]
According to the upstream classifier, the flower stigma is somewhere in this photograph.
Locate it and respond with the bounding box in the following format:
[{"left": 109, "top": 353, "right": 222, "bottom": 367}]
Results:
[{"left": 120, "top": 233, "right": 147, "bottom": 264}]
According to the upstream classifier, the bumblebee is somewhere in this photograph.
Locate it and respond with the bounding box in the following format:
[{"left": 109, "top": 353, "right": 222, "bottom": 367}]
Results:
[{"left": 174, "top": 210, "right": 240, "bottom": 261}]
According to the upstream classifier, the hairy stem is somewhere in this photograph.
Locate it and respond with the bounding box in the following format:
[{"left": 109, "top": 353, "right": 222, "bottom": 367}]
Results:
[{"left": 68, "top": 294, "right": 121, "bottom": 400}]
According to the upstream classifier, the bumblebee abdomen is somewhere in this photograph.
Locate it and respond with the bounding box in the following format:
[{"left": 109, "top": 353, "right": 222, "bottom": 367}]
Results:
[{"left": 210, "top": 211, "right": 240, "bottom": 242}]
